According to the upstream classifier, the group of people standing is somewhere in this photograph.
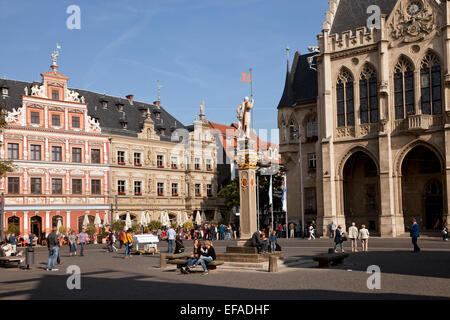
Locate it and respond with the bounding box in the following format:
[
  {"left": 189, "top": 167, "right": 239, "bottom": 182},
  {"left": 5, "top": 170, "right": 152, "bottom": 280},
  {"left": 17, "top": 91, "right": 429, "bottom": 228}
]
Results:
[{"left": 330, "top": 222, "right": 370, "bottom": 253}]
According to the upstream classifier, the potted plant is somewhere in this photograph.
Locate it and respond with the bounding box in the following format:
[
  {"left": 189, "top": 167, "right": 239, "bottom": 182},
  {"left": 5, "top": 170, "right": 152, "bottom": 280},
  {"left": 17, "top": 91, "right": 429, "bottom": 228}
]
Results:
[{"left": 118, "top": 162, "right": 126, "bottom": 165}]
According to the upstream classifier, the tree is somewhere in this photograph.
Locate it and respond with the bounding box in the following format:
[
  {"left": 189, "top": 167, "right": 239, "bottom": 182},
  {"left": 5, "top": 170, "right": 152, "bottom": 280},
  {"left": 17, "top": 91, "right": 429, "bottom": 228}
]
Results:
[
  {"left": 7, "top": 223, "right": 19, "bottom": 235},
  {"left": 219, "top": 178, "right": 240, "bottom": 211},
  {"left": 0, "top": 103, "right": 14, "bottom": 176},
  {"left": 148, "top": 220, "right": 162, "bottom": 231},
  {"left": 111, "top": 220, "right": 126, "bottom": 233}
]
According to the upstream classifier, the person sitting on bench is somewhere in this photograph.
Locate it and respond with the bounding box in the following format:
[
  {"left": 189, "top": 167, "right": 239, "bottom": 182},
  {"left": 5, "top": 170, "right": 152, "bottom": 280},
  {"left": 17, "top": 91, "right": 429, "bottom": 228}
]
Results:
[
  {"left": 192, "top": 240, "right": 216, "bottom": 275},
  {"left": 181, "top": 239, "right": 202, "bottom": 274},
  {"left": 1, "top": 241, "right": 13, "bottom": 257},
  {"left": 251, "top": 229, "right": 268, "bottom": 253}
]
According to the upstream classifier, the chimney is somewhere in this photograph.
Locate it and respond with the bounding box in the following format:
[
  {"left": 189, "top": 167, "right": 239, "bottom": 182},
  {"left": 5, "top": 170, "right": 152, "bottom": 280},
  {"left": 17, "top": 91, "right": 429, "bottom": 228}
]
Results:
[
  {"left": 153, "top": 101, "right": 160, "bottom": 107},
  {"left": 126, "top": 94, "right": 134, "bottom": 105}
]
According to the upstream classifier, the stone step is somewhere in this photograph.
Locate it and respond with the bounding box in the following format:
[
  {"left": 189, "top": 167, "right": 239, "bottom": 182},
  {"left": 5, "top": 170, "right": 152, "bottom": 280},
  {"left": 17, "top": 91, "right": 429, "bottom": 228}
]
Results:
[
  {"left": 216, "top": 254, "right": 267, "bottom": 263},
  {"left": 226, "top": 246, "right": 258, "bottom": 254}
]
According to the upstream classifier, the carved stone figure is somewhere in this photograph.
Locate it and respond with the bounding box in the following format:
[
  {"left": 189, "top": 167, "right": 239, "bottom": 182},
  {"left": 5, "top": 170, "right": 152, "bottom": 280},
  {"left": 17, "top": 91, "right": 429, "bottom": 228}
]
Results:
[{"left": 236, "top": 97, "right": 254, "bottom": 138}]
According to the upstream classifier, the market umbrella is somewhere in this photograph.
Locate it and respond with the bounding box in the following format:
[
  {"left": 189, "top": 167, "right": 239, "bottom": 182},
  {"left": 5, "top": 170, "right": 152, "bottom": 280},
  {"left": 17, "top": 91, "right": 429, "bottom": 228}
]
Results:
[
  {"left": 103, "top": 212, "right": 110, "bottom": 226},
  {"left": 146, "top": 211, "right": 152, "bottom": 224},
  {"left": 159, "top": 211, "right": 165, "bottom": 225},
  {"left": 176, "top": 211, "right": 183, "bottom": 227},
  {"left": 164, "top": 211, "right": 171, "bottom": 228},
  {"left": 195, "top": 211, "right": 202, "bottom": 225},
  {"left": 114, "top": 212, "right": 120, "bottom": 222},
  {"left": 56, "top": 218, "right": 62, "bottom": 233},
  {"left": 183, "top": 211, "right": 189, "bottom": 225},
  {"left": 94, "top": 212, "right": 102, "bottom": 227},
  {"left": 201, "top": 211, "right": 207, "bottom": 223},
  {"left": 125, "top": 212, "right": 132, "bottom": 230},
  {"left": 140, "top": 212, "right": 147, "bottom": 226},
  {"left": 82, "top": 214, "right": 90, "bottom": 229}
]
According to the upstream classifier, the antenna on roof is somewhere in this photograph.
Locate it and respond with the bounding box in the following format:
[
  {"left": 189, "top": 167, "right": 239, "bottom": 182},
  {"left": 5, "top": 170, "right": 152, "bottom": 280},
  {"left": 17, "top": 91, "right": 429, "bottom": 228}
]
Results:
[{"left": 157, "top": 80, "right": 163, "bottom": 103}]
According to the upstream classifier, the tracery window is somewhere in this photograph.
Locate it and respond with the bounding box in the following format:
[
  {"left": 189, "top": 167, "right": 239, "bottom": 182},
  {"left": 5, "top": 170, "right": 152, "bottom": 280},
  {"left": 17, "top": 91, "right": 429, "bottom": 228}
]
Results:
[
  {"left": 359, "top": 65, "right": 378, "bottom": 124},
  {"left": 336, "top": 69, "right": 354, "bottom": 127},
  {"left": 394, "top": 57, "right": 415, "bottom": 119},
  {"left": 420, "top": 53, "right": 442, "bottom": 115}
]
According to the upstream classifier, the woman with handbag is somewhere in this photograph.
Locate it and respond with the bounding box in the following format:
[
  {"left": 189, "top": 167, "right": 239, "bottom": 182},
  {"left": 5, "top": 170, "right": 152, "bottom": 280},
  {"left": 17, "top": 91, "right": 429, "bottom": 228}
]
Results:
[
  {"left": 334, "top": 225, "right": 345, "bottom": 253},
  {"left": 123, "top": 229, "right": 133, "bottom": 259}
]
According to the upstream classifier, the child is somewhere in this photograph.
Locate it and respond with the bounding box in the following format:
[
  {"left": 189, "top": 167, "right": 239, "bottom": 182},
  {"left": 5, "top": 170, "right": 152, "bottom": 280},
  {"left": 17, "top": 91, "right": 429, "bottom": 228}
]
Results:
[{"left": 269, "top": 231, "right": 278, "bottom": 253}]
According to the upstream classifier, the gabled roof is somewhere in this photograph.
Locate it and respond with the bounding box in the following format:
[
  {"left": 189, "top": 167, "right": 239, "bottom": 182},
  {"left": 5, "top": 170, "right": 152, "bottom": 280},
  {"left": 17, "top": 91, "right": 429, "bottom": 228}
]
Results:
[
  {"left": 330, "top": 0, "right": 397, "bottom": 35},
  {"left": 0, "top": 78, "right": 185, "bottom": 140}
]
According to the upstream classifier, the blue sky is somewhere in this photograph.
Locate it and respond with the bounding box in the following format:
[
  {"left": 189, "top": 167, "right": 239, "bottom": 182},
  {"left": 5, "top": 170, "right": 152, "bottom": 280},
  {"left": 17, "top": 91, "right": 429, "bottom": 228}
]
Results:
[{"left": 0, "top": 0, "right": 328, "bottom": 141}]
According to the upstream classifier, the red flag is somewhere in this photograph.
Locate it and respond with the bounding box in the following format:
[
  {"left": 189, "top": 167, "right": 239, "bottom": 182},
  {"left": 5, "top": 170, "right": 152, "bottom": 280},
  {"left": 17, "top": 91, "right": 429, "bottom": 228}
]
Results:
[{"left": 241, "top": 72, "right": 252, "bottom": 82}]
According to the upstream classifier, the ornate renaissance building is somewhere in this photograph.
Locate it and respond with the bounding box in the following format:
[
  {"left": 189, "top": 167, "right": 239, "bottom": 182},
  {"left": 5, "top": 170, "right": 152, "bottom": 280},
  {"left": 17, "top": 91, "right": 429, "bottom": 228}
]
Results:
[
  {"left": 0, "top": 60, "right": 110, "bottom": 240},
  {"left": 278, "top": 0, "right": 450, "bottom": 236}
]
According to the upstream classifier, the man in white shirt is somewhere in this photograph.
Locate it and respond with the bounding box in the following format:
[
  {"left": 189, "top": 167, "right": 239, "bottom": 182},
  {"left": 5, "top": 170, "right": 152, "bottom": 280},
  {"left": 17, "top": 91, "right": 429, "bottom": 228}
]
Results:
[
  {"left": 359, "top": 225, "right": 370, "bottom": 252},
  {"left": 167, "top": 227, "right": 177, "bottom": 253},
  {"left": 348, "top": 222, "right": 359, "bottom": 252}
]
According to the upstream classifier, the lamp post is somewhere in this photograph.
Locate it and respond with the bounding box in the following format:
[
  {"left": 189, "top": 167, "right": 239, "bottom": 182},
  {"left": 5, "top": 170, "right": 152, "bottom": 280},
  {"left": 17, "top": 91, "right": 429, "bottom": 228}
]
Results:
[{"left": 294, "top": 130, "right": 305, "bottom": 238}]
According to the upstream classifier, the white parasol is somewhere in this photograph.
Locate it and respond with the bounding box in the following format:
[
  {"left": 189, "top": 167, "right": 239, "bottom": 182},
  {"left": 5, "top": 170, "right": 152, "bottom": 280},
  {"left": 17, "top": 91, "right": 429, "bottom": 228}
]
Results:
[
  {"left": 103, "top": 212, "right": 110, "bottom": 226},
  {"left": 82, "top": 214, "right": 90, "bottom": 229},
  {"left": 94, "top": 212, "right": 102, "bottom": 227},
  {"left": 146, "top": 211, "right": 152, "bottom": 225},
  {"left": 140, "top": 212, "right": 147, "bottom": 226},
  {"left": 195, "top": 210, "right": 202, "bottom": 225},
  {"left": 176, "top": 211, "right": 183, "bottom": 227},
  {"left": 114, "top": 212, "right": 120, "bottom": 222},
  {"left": 56, "top": 218, "right": 62, "bottom": 233},
  {"left": 183, "top": 211, "right": 189, "bottom": 225},
  {"left": 201, "top": 211, "right": 207, "bottom": 223},
  {"left": 125, "top": 212, "right": 132, "bottom": 230},
  {"left": 164, "top": 211, "right": 171, "bottom": 228}
]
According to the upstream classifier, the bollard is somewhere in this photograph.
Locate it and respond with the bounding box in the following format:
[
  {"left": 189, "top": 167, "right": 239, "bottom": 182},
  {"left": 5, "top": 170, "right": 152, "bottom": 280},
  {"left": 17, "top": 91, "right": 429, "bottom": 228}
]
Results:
[
  {"left": 268, "top": 256, "right": 278, "bottom": 273},
  {"left": 160, "top": 253, "right": 167, "bottom": 269},
  {"left": 26, "top": 246, "right": 35, "bottom": 269}
]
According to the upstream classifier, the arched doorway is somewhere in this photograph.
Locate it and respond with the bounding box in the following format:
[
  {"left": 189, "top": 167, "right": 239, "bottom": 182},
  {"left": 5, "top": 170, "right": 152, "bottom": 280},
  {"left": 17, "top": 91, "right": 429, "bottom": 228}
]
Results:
[
  {"left": 52, "top": 215, "right": 64, "bottom": 229},
  {"left": 401, "top": 145, "right": 443, "bottom": 230},
  {"left": 30, "top": 215, "right": 42, "bottom": 241},
  {"left": 343, "top": 151, "right": 380, "bottom": 233}
]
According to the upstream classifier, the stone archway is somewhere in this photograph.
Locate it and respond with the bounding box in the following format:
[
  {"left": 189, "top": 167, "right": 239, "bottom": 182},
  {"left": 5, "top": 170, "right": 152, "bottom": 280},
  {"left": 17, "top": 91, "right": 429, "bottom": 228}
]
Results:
[
  {"left": 342, "top": 151, "right": 381, "bottom": 233},
  {"left": 401, "top": 145, "right": 444, "bottom": 231}
]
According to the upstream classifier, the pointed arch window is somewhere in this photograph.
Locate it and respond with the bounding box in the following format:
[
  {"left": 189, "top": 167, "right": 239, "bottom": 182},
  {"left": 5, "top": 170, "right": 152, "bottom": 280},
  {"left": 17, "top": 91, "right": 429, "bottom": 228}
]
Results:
[
  {"left": 359, "top": 65, "right": 378, "bottom": 124},
  {"left": 336, "top": 69, "right": 354, "bottom": 127},
  {"left": 420, "top": 53, "right": 442, "bottom": 115},
  {"left": 281, "top": 122, "right": 286, "bottom": 142},
  {"left": 394, "top": 57, "right": 415, "bottom": 119}
]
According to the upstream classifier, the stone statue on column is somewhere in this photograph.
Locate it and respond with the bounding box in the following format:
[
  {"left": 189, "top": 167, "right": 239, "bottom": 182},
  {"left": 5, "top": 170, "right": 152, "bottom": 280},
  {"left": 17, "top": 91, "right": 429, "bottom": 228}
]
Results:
[{"left": 236, "top": 97, "right": 254, "bottom": 138}]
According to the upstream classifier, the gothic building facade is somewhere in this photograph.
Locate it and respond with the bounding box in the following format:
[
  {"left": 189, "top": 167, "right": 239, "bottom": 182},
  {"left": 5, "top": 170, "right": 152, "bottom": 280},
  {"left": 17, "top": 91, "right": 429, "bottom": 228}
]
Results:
[{"left": 278, "top": 0, "right": 450, "bottom": 236}]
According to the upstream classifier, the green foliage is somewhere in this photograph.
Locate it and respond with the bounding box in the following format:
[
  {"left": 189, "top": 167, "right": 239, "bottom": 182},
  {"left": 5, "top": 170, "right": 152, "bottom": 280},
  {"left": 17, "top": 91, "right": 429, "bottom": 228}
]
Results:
[
  {"left": 183, "top": 222, "right": 193, "bottom": 230},
  {"left": 148, "top": 220, "right": 162, "bottom": 231},
  {"left": 111, "top": 220, "right": 126, "bottom": 232},
  {"left": 219, "top": 178, "right": 240, "bottom": 211},
  {"left": 86, "top": 226, "right": 96, "bottom": 237},
  {"left": 130, "top": 222, "right": 141, "bottom": 233},
  {"left": 7, "top": 223, "right": 20, "bottom": 235},
  {"left": 58, "top": 226, "right": 67, "bottom": 235},
  {"left": 170, "top": 223, "right": 178, "bottom": 229}
]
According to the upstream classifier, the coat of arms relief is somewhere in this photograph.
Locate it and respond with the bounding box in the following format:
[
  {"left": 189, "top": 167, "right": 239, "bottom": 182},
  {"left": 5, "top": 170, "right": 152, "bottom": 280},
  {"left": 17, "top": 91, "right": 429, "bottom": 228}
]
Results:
[{"left": 390, "top": 0, "right": 441, "bottom": 43}]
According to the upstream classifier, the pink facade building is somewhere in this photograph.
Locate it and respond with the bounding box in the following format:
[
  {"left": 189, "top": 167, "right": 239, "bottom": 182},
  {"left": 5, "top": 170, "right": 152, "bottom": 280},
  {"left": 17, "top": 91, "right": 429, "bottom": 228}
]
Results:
[{"left": 0, "top": 59, "right": 110, "bottom": 239}]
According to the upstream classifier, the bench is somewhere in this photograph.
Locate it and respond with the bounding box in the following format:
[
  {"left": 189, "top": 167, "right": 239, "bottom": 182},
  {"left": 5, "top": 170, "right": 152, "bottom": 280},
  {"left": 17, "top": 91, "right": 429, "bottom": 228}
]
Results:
[
  {"left": 312, "top": 253, "right": 349, "bottom": 268},
  {"left": 0, "top": 256, "right": 24, "bottom": 268},
  {"left": 168, "top": 258, "right": 224, "bottom": 272}
]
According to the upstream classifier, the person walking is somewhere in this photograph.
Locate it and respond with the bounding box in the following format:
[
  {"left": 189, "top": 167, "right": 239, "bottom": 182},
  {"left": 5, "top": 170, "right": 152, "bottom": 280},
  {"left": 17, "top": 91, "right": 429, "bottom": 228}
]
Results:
[
  {"left": 46, "top": 226, "right": 59, "bottom": 271},
  {"left": 334, "top": 225, "right": 345, "bottom": 253},
  {"left": 123, "top": 229, "right": 133, "bottom": 258},
  {"left": 359, "top": 225, "right": 370, "bottom": 252},
  {"left": 348, "top": 222, "right": 359, "bottom": 252},
  {"left": 442, "top": 223, "right": 448, "bottom": 241},
  {"left": 308, "top": 224, "right": 315, "bottom": 240},
  {"left": 167, "top": 226, "right": 176, "bottom": 253},
  {"left": 330, "top": 221, "right": 336, "bottom": 238},
  {"left": 118, "top": 230, "right": 125, "bottom": 249},
  {"left": 68, "top": 231, "right": 77, "bottom": 256},
  {"left": 409, "top": 218, "right": 420, "bottom": 252},
  {"left": 8, "top": 233, "right": 17, "bottom": 255},
  {"left": 289, "top": 223, "right": 295, "bottom": 238},
  {"left": 78, "top": 228, "right": 88, "bottom": 257}
]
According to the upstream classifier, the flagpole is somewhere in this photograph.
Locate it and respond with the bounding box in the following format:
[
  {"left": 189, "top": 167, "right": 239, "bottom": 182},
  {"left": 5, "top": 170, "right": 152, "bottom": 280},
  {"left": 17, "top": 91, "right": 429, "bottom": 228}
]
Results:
[{"left": 249, "top": 68, "right": 253, "bottom": 99}]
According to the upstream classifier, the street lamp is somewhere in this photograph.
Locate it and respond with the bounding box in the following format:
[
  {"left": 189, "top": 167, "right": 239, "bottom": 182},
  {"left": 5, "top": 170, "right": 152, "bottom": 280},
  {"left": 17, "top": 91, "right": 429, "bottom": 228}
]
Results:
[{"left": 293, "top": 128, "right": 305, "bottom": 238}]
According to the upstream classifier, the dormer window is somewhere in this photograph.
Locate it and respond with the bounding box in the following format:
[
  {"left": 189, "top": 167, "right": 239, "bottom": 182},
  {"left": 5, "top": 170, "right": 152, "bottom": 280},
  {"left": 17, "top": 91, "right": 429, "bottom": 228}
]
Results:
[
  {"left": 2, "top": 88, "right": 8, "bottom": 96},
  {"left": 160, "top": 128, "right": 165, "bottom": 135},
  {"left": 52, "top": 90, "right": 59, "bottom": 100},
  {"left": 117, "top": 104, "right": 124, "bottom": 112},
  {"left": 102, "top": 101, "right": 108, "bottom": 109},
  {"left": 155, "top": 112, "right": 160, "bottom": 120},
  {"left": 121, "top": 121, "right": 128, "bottom": 129}
]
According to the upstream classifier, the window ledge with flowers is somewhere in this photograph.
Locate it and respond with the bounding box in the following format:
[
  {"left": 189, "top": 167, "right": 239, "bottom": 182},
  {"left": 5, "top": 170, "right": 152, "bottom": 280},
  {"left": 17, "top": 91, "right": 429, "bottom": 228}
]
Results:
[
  {"left": 171, "top": 165, "right": 178, "bottom": 169},
  {"left": 118, "top": 162, "right": 126, "bottom": 165},
  {"left": 158, "top": 165, "right": 165, "bottom": 168},
  {"left": 158, "top": 192, "right": 164, "bottom": 197},
  {"left": 172, "top": 193, "right": 179, "bottom": 197},
  {"left": 135, "top": 163, "right": 143, "bottom": 167},
  {"left": 135, "top": 192, "right": 142, "bottom": 196},
  {"left": 118, "top": 191, "right": 126, "bottom": 195}
]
